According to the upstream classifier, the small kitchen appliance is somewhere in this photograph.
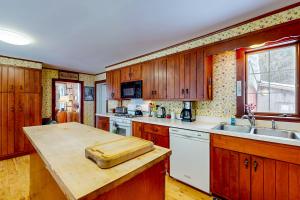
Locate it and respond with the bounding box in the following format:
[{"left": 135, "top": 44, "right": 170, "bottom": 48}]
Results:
[
  {"left": 121, "top": 81, "right": 142, "bottom": 99},
  {"left": 180, "top": 101, "right": 196, "bottom": 122},
  {"left": 115, "top": 106, "right": 128, "bottom": 114},
  {"left": 156, "top": 105, "right": 166, "bottom": 118}
]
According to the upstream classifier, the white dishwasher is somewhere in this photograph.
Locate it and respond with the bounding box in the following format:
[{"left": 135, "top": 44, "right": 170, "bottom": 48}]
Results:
[{"left": 170, "top": 127, "right": 210, "bottom": 193}]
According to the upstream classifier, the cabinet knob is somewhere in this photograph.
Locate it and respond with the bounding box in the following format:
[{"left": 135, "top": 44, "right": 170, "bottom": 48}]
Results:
[
  {"left": 244, "top": 158, "right": 249, "bottom": 168},
  {"left": 253, "top": 160, "right": 258, "bottom": 172},
  {"left": 186, "top": 89, "right": 189, "bottom": 94},
  {"left": 181, "top": 89, "right": 185, "bottom": 95}
]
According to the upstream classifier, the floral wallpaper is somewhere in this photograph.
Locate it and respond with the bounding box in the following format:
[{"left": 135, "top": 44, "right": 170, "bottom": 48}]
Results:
[
  {"left": 0, "top": 56, "right": 42, "bottom": 69},
  {"left": 79, "top": 74, "right": 96, "bottom": 126},
  {"left": 107, "top": 6, "right": 300, "bottom": 71},
  {"left": 153, "top": 51, "right": 236, "bottom": 118},
  {"left": 42, "top": 69, "right": 59, "bottom": 118}
]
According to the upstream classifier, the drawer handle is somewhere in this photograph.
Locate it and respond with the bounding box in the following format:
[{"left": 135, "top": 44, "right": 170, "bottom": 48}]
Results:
[
  {"left": 244, "top": 158, "right": 249, "bottom": 168},
  {"left": 253, "top": 160, "right": 258, "bottom": 172}
]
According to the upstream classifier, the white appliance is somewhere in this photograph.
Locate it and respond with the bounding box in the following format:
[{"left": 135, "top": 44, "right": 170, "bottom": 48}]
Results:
[
  {"left": 170, "top": 127, "right": 210, "bottom": 193},
  {"left": 110, "top": 116, "right": 132, "bottom": 136}
]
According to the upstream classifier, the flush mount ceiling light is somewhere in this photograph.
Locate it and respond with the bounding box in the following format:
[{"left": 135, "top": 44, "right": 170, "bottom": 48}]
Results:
[{"left": 0, "top": 28, "right": 33, "bottom": 45}]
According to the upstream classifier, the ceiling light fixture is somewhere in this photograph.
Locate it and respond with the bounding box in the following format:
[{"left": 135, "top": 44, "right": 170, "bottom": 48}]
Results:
[
  {"left": 249, "top": 42, "right": 266, "bottom": 49},
  {"left": 0, "top": 28, "right": 33, "bottom": 45}
]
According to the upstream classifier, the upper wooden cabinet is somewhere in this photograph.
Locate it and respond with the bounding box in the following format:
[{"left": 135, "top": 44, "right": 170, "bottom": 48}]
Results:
[
  {"left": 120, "top": 64, "right": 141, "bottom": 83},
  {"left": 166, "top": 48, "right": 213, "bottom": 100},
  {"left": 106, "top": 69, "right": 121, "bottom": 100},
  {"left": 142, "top": 58, "right": 167, "bottom": 100}
]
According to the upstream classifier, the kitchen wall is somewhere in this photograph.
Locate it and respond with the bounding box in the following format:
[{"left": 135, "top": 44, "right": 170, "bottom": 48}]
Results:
[
  {"left": 106, "top": 6, "right": 300, "bottom": 71},
  {"left": 42, "top": 68, "right": 96, "bottom": 126},
  {"left": 0, "top": 56, "right": 42, "bottom": 69}
]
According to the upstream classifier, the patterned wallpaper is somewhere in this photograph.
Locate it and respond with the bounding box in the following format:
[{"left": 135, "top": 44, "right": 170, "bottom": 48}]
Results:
[
  {"left": 0, "top": 56, "right": 42, "bottom": 69},
  {"left": 79, "top": 74, "right": 96, "bottom": 126},
  {"left": 42, "top": 69, "right": 95, "bottom": 126},
  {"left": 41, "top": 69, "right": 59, "bottom": 118},
  {"left": 107, "top": 6, "right": 300, "bottom": 71},
  {"left": 154, "top": 51, "right": 236, "bottom": 118}
]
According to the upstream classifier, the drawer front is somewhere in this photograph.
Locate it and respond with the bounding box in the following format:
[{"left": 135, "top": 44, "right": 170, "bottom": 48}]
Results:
[{"left": 143, "top": 123, "right": 169, "bottom": 137}]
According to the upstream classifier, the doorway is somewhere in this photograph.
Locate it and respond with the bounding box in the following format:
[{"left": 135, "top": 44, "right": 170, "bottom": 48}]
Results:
[
  {"left": 95, "top": 80, "right": 108, "bottom": 124},
  {"left": 52, "top": 79, "right": 84, "bottom": 123}
]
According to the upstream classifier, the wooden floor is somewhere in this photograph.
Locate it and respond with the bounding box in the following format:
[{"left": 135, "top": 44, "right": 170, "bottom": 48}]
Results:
[{"left": 0, "top": 155, "right": 212, "bottom": 200}]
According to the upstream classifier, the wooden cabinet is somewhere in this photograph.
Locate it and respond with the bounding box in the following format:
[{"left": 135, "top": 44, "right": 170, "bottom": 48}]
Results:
[
  {"left": 132, "top": 121, "right": 143, "bottom": 138},
  {"left": 0, "top": 65, "right": 41, "bottom": 160},
  {"left": 96, "top": 116, "right": 110, "bottom": 131},
  {"left": 120, "top": 64, "right": 141, "bottom": 82},
  {"left": 166, "top": 48, "right": 213, "bottom": 100},
  {"left": 106, "top": 70, "right": 121, "bottom": 100},
  {"left": 211, "top": 134, "right": 300, "bottom": 200},
  {"left": 142, "top": 58, "right": 167, "bottom": 99}
]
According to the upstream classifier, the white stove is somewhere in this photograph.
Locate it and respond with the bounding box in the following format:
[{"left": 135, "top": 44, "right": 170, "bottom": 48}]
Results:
[{"left": 109, "top": 115, "right": 133, "bottom": 136}]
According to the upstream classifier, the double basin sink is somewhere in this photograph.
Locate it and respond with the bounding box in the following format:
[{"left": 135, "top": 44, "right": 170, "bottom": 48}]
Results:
[{"left": 213, "top": 124, "right": 300, "bottom": 140}]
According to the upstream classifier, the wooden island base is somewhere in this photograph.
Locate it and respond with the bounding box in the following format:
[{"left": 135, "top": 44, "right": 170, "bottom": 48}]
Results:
[{"left": 29, "top": 153, "right": 166, "bottom": 200}]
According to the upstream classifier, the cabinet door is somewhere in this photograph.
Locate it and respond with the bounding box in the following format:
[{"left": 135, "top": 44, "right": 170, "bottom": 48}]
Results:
[
  {"left": 15, "top": 93, "right": 25, "bottom": 153},
  {"left": 263, "top": 159, "right": 275, "bottom": 200},
  {"left": 239, "top": 153, "right": 251, "bottom": 200},
  {"left": 132, "top": 122, "right": 142, "bottom": 138},
  {"left": 106, "top": 71, "right": 113, "bottom": 100},
  {"left": 1, "top": 66, "right": 14, "bottom": 93},
  {"left": 142, "top": 61, "right": 155, "bottom": 99},
  {"left": 1, "top": 93, "right": 8, "bottom": 155},
  {"left": 289, "top": 164, "right": 300, "bottom": 200},
  {"left": 154, "top": 58, "right": 167, "bottom": 99},
  {"left": 275, "top": 161, "right": 289, "bottom": 200},
  {"left": 166, "top": 54, "right": 180, "bottom": 99},
  {"left": 130, "top": 64, "right": 142, "bottom": 81},
  {"left": 120, "top": 66, "right": 131, "bottom": 83},
  {"left": 24, "top": 69, "right": 35, "bottom": 93},
  {"left": 251, "top": 156, "right": 264, "bottom": 200},
  {"left": 112, "top": 70, "right": 121, "bottom": 99},
  {"left": 211, "top": 147, "right": 230, "bottom": 198},
  {"left": 33, "top": 70, "right": 41, "bottom": 94},
  {"left": 180, "top": 50, "right": 197, "bottom": 99},
  {"left": 15, "top": 68, "right": 25, "bottom": 93},
  {"left": 7, "top": 93, "right": 15, "bottom": 154}
]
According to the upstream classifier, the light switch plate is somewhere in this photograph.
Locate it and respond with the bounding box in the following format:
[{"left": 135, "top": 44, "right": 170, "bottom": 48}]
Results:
[{"left": 236, "top": 81, "right": 242, "bottom": 97}]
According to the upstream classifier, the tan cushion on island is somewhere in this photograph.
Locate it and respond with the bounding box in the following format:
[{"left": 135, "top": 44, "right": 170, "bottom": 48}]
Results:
[{"left": 85, "top": 136, "right": 154, "bottom": 169}]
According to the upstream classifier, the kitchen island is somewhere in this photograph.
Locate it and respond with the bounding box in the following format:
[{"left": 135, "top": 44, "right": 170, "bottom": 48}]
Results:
[{"left": 23, "top": 122, "right": 171, "bottom": 200}]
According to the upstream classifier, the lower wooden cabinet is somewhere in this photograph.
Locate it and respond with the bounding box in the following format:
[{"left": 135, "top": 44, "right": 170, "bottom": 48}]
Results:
[
  {"left": 211, "top": 134, "right": 300, "bottom": 200},
  {"left": 96, "top": 116, "right": 110, "bottom": 131},
  {"left": 132, "top": 122, "right": 170, "bottom": 172}
]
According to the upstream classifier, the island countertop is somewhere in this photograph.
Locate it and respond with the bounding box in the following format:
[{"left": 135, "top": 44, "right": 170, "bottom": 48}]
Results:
[{"left": 23, "top": 122, "right": 171, "bottom": 200}]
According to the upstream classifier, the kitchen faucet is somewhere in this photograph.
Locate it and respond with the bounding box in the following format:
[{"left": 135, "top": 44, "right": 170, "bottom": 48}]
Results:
[{"left": 241, "top": 110, "right": 256, "bottom": 128}]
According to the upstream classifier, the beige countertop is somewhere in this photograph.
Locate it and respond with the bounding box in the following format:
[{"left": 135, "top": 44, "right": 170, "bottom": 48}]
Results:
[
  {"left": 23, "top": 122, "right": 171, "bottom": 200},
  {"left": 95, "top": 113, "right": 300, "bottom": 147}
]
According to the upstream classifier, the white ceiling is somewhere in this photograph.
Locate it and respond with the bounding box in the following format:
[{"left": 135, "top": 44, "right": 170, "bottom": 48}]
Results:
[{"left": 0, "top": 0, "right": 298, "bottom": 74}]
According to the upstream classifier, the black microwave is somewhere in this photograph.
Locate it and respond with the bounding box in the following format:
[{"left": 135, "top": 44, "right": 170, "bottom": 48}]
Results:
[{"left": 121, "top": 80, "right": 142, "bottom": 99}]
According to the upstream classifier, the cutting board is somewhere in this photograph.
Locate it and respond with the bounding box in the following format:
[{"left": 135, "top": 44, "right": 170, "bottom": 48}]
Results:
[{"left": 85, "top": 136, "right": 154, "bottom": 169}]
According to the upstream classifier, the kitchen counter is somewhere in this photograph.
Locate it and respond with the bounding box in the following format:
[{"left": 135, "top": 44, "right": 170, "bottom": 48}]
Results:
[
  {"left": 23, "top": 122, "right": 171, "bottom": 200},
  {"left": 95, "top": 113, "right": 300, "bottom": 147}
]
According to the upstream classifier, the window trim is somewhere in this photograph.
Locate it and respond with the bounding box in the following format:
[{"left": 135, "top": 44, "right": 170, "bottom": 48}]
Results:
[{"left": 236, "top": 41, "right": 300, "bottom": 122}]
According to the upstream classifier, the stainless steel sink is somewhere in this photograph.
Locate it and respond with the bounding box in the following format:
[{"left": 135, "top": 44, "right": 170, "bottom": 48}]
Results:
[
  {"left": 213, "top": 124, "right": 252, "bottom": 133},
  {"left": 252, "top": 128, "right": 300, "bottom": 140}
]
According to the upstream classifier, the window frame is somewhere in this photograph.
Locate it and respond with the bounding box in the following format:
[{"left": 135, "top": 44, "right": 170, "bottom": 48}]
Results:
[{"left": 236, "top": 41, "right": 300, "bottom": 122}]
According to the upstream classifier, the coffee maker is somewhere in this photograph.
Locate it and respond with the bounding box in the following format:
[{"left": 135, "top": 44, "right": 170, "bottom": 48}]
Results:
[{"left": 180, "top": 101, "right": 196, "bottom": 122}]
